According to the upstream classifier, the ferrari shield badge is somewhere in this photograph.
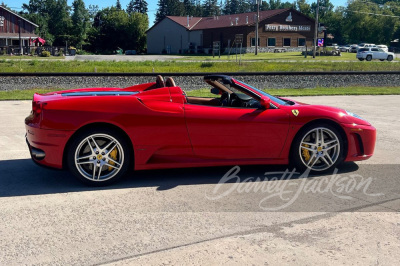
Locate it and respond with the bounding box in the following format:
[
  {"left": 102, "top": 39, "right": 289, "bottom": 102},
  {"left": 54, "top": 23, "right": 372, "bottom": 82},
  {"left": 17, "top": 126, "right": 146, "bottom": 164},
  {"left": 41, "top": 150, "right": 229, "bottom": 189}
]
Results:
[{"left": 292, "top": 109, "right": 299, "bottom": 116}]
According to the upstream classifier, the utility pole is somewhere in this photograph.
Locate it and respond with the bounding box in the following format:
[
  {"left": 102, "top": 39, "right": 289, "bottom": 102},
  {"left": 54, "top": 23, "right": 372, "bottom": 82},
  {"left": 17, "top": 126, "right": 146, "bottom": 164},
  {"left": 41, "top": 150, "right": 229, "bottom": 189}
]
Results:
[
  {"left": 18, "top": 19, "right": 22, "bottom": 55},
  {"left": 255, "top": 0, "right": 259, "bottom": 55},
  {"left": 313, "top": 0, "right": 320, "bottom": 59}
]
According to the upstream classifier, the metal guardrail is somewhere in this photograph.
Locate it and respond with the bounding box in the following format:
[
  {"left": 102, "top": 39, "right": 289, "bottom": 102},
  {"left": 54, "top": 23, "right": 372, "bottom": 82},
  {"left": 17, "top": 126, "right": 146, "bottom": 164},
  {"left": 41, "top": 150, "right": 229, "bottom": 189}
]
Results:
[{"left": 1, "top": 71, "right": 400, "bottom": 77}]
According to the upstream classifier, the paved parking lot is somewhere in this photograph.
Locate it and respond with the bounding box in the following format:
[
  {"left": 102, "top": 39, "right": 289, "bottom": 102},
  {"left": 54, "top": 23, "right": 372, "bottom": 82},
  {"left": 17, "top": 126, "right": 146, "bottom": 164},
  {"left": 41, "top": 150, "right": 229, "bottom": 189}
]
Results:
[{"left": 0, "top": 96, "right": 399, "bottom": 265}]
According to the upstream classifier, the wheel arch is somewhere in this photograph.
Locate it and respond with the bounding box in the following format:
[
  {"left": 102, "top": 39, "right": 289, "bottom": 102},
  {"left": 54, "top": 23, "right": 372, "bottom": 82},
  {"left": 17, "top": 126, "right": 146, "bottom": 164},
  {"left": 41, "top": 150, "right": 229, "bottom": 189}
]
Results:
[
  {"left": 62, "top": 122, "right": 135, "bottom": 170},
  {"left": 289, "top": 118, "right": 348, "bottom": 163}
]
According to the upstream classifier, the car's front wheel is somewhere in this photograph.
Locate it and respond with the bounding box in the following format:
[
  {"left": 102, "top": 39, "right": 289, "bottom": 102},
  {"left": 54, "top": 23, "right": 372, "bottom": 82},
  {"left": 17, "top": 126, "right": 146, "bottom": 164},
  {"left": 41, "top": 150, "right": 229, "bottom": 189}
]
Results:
[
  {"left": 387, "top": 55, "right": 393, "bottom": 61},
  {"left": 67, "top": 128, "right": 131, "bottom": 186},
  {"left": 292, "top": 124, "right": 344, "bottom": 173}
]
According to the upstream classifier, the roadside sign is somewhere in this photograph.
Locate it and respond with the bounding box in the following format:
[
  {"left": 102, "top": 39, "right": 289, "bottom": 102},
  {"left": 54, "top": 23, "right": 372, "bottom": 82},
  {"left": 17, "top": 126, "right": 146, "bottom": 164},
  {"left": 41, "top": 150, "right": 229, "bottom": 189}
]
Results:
[
  {"left": 235, "top": 34, "right": 243, "bottom": 44},
  {"left": 213, "top": 41, "right": 220, "bottom": 58}
]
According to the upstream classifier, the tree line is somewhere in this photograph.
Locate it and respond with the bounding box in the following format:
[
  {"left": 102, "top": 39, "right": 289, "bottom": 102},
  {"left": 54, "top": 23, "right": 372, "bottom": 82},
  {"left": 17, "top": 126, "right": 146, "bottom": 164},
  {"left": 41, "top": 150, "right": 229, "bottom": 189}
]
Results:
[
  {"left": 9, "top": 0, "right": 400, "bottom": 54},
  {"left": 17, "top": 0, "right": 149, "bottom": 54},
  {"left": 156, "top": 0, "right": 400, "bottom": 46}
]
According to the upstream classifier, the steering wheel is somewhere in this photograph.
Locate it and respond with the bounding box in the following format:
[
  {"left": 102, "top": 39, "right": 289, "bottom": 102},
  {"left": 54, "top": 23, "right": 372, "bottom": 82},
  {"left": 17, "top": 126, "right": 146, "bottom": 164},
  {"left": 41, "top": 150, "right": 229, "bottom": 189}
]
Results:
[
  {"left": 230, "top": 93, "right": 240, "bottom": 107},
  {"left": 155, "top": 75, "right": 165, "bottom": 88},
  {"left": 220, "top": 92, "right": 231, "bottom": 106}
]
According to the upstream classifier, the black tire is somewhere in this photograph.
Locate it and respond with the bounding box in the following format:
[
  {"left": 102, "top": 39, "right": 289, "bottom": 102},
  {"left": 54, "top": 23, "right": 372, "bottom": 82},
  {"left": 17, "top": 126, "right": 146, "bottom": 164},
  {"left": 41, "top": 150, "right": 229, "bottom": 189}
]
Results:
[
  {"left": 291, "top": 123, "right": 344, "bottom": 173},
  {"left": 358, "top": 58, "right": 364, "bottom": 61},
  {"left": 67, "top": 127, "right": 131, "bottom": 186},
  {"left": 387, "top": 55, "right": 393, "bottom": 61},
  {"left": 366, "top": 55, "right": 372, "bottom": 61},
  {"left": 380, "top": 59, "right": 385, "bottom": 61}
]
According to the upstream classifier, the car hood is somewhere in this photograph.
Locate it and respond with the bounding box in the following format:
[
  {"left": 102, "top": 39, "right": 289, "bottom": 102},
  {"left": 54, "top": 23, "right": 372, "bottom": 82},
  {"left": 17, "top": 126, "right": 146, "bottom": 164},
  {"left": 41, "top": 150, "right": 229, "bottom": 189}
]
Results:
[{"left": 279, "top": 97, "right": 371, "bottom": 126}]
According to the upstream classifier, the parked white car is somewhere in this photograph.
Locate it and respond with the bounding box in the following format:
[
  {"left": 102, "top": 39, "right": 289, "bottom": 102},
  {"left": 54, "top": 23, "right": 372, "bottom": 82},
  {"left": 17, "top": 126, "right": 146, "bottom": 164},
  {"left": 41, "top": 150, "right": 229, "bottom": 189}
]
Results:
[
  {"left": 357, "top": 43, "right": 376, "bottom": 51},
  {"left": 376, "top": 45, "right": 388, "bottom": 52},
  {"left": 356, "top": 47, "right": 395, "bottom": 61}
]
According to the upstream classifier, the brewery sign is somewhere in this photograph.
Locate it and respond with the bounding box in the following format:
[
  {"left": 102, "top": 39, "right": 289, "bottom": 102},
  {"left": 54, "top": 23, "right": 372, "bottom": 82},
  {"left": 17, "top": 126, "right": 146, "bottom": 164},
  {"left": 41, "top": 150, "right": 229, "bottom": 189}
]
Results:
[{"left": 265, "top": 24, "right": 311, "bottom": 32}]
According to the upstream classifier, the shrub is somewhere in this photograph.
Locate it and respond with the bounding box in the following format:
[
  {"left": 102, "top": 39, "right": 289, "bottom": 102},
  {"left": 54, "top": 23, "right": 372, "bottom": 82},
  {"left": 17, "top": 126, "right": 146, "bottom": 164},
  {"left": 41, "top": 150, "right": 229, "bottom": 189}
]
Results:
[
  {"left": 200, "top": 62, "right": 214, "bottom": 68},
  {"left": 58, "top": 48, "right": 64, "bottom": 56},
  {"left": 40, "top": 51, "right": 51, "bottom": 57},
  {"left": 30, "top": 48, "right": 37, "bottom": 56}
]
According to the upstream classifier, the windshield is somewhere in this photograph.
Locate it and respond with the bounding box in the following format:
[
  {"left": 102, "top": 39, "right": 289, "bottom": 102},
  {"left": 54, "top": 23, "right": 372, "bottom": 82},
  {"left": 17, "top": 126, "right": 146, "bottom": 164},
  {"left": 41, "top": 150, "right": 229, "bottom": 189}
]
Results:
[{"left": 237, "top": 80, "right": 288, "bottom": 106}]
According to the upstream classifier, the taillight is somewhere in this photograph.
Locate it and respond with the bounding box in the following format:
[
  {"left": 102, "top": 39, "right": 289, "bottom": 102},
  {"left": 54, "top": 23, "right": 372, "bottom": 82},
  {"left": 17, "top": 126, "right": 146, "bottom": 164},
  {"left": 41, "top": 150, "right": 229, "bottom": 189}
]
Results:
[{"left": 32, "top": 101, "right": 46, "bottom": 114}]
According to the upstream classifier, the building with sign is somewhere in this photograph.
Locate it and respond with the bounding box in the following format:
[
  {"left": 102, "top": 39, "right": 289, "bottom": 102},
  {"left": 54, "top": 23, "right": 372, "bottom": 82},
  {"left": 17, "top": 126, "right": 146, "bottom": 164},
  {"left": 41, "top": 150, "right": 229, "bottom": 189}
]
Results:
[
  {"left": 147, "top": 8, "right": 323, "bottom": 54},
  {"left": 0, "top": 6, "right": 39, "bottom": 53}
]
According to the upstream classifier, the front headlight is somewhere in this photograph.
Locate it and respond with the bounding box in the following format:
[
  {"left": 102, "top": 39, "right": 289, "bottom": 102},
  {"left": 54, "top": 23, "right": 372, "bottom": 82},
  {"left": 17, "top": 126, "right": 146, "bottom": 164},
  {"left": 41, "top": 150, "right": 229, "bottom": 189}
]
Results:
[{"left": 346, "top": 110, "right": 366, "bottom": 121}]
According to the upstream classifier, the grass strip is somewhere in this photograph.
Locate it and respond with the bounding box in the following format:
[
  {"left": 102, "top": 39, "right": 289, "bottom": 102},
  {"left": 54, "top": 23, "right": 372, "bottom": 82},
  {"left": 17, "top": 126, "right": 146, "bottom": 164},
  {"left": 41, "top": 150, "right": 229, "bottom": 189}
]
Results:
[{"left": 0, "top": 58, "right": 399, "bottom": 73}]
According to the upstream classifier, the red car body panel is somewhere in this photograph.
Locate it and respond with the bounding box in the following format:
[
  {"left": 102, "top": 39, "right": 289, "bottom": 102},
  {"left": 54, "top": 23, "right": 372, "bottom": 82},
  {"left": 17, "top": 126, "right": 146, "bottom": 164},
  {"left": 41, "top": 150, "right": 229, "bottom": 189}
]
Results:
[{"left": 25, "top": 77, "right": 376, "bottom": 171}]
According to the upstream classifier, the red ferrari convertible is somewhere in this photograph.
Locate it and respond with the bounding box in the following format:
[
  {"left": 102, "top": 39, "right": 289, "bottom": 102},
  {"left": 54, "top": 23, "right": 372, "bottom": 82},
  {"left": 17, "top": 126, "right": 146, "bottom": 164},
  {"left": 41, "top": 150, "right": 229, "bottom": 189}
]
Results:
[{"left": 25, "top": 75, "right": 376, "bottom": 185}]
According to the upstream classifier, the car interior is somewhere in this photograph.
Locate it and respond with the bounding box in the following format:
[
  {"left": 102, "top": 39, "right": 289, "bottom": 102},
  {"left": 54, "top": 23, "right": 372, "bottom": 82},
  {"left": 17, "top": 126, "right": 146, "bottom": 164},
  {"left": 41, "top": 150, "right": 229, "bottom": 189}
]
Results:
[{"left": 155, "top": 75, "right": 262, "bottom": 109}]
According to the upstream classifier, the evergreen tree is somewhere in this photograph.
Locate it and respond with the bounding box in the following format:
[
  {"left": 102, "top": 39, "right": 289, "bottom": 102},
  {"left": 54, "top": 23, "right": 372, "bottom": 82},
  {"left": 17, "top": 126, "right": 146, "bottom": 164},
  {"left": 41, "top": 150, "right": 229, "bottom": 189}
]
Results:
[
  {"left": 71, "top": 0, "right": 89, "bottom": 48},
  {"left": 203, "top": 0, "right": 220, "bottom": 16},
  {"left": 229, "top": 0, "right": 239, "bottom": 14},
  {"left": 155, "top": 0, "right": 185, "bottom": 23},
  {"left": 116, "top": 0, "right": 122, "bottom": 10},
  {"left": 127, "top": 0, "right": 148, "bottom": 14},
  {"left": 183, "top": 0, "right": 195, "bottom": 16}
]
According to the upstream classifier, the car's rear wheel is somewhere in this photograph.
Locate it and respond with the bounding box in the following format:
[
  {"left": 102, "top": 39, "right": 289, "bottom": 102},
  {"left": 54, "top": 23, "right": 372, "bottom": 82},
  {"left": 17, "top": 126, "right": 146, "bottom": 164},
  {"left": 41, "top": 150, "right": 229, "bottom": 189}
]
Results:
[
  {"left": 366, "top": 55, "right": 372, "bottom": 61},
  {"left": 358, "top": 58, "right": 364, "bottom": 61},
  {"left": 387, "top": 55, "right": 393, "bottom": 61},
  {"left": 292, "top": 124, "right": 344, "bottom": 173},
  {"left": 67, "top": 128, "right": 131, "bottom": 186},
  {"left": 380, "top": 59, "right": 385, "bottom": 61}
]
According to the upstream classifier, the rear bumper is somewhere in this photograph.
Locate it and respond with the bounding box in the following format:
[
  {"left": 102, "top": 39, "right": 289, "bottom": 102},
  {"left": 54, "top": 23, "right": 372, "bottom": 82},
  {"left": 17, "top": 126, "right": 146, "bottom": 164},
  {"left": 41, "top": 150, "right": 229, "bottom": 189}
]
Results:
[
  {"left": 25, "top": 124, "right": 74, "bottom": 169},
  {"left": 342, "top": 123, "right": 376, "bottom": 162}
]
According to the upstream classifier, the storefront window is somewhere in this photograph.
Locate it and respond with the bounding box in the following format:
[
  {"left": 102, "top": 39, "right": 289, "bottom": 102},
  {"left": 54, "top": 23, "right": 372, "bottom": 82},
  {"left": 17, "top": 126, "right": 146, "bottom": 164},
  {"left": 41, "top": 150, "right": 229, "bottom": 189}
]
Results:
[
  {"left": 298, "top": 38, "right": 306, "bottom": 47},
  {"left": 283, "top": 38, "right": 291, "bottom": 47},
  {"left": 267, "top": 38, "right": 276, "bottom": 47},
  {"left": 251, "top": 38, "right": 260, "bottom": 47}
]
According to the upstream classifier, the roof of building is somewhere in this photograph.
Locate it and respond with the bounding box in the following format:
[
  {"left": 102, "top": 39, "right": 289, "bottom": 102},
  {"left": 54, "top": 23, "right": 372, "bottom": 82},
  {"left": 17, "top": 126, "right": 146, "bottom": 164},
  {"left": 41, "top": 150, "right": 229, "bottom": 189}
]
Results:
[
  {"left": 193, "top": 9, "right": 288, "bottom": 30},
  {"left": 0, "top": 6, "right": 39, "bottom": 28},
  {"left": 147, "top": 8, "right": 315, "bottom": 33},
  {"left": 167, "top": 16, "right": 203, "bottom": 30}
]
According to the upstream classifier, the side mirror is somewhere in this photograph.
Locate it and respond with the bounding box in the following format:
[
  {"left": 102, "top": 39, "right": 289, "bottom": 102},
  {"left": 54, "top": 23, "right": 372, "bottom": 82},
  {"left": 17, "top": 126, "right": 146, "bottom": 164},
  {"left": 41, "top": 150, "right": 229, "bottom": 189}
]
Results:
[
  {"left": 260, "top": 96, "right": 271, "bottom": 109},
  {"left": 210, "top": 87, "right": 220, "bottom": 95}
]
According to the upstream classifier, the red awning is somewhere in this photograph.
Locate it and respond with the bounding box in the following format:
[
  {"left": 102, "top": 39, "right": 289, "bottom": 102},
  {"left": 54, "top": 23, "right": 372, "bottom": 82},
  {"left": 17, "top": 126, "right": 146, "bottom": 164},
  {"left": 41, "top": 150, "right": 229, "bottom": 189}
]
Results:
[{"left": 33, "top": 37, "right": 46, "bottom": 45}]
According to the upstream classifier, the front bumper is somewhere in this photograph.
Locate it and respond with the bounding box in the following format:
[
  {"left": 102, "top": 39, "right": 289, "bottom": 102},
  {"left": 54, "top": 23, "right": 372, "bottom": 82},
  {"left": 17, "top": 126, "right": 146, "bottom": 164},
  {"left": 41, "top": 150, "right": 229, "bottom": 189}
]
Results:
[
  {"left": 26, "top": 124, "right": 74, "bottom": 169},
  {"left": 342, "top": 123, "right": 376, "bottom": 162}
]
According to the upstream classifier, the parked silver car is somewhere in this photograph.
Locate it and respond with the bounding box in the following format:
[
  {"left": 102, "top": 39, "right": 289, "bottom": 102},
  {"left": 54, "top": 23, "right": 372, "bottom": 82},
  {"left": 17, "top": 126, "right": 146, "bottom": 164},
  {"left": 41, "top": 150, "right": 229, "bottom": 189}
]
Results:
[
  {"left": 339, "top": 44, "right": 351, "bottom": 52},
  {"left": 350, "top": 44, "right": 358, "bottom": 53},
  {"left": 356, "top": 47, "right": 395, "bottom": 61}
]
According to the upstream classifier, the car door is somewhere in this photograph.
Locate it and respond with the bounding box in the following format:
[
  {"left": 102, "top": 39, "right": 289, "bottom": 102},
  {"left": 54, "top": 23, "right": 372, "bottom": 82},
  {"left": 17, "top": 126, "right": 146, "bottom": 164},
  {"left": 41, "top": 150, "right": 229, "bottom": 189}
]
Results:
[
  {"left": 184, "top": 104, "right": 290, "bottom": 160},
  {"left": 376, "top": 48, "right": 386, "bottom": 59},
  {"left": 371, "top": 48, "right": 379, "bottom": 59}
]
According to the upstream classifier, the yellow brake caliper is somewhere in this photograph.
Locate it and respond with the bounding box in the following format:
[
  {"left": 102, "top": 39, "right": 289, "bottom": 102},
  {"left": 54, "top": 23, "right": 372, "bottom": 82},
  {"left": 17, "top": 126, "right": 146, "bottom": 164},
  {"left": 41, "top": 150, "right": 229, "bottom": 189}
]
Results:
[
  {"left": 108, "top": 148, "right": 118, "bottom": 171},
  {"left": 301, "top": 144, "right": 311, "bottom": 162}
]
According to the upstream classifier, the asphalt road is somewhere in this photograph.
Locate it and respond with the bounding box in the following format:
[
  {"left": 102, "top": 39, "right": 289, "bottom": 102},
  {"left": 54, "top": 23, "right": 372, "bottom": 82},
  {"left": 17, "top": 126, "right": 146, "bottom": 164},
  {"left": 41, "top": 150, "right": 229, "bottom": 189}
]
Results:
[{"left": 0, "top": 96, "right": 399, "bottom": 265}]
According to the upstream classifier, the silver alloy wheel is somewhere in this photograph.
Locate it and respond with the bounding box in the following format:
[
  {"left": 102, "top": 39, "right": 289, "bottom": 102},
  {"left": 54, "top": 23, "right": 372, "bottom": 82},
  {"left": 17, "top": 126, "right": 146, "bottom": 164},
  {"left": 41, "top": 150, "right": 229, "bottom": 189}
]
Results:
[
  {"left": 299, "top": 127, "right": 340, "bottom": 171},
  {"left": 74, "top": 133, "right": 124, "bottom": 182}
]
